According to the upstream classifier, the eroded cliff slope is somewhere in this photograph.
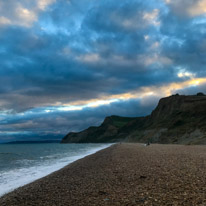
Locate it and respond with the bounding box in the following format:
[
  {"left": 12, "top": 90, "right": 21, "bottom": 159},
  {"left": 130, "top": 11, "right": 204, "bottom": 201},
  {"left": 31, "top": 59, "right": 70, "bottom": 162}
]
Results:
[{"left": 62, "top": 94, "right": 206, "bottom": 144}]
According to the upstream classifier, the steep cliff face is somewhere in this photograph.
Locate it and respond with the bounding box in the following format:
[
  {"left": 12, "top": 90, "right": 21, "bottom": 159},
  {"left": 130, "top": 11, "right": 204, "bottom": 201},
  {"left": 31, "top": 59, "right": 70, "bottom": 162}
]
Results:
[
  {"left": 61, "top": 94, "right": 206, "bottom": 144},
  {"left": 124, "top": 94, "right": 206, "bottom": 144}
]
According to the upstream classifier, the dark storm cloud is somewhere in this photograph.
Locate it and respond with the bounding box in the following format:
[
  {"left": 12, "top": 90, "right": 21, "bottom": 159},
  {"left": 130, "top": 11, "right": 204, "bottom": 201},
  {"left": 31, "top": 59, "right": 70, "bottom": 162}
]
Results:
[
  {"left": 0, "top": 0, "right": 206, "bottom": 141},
  {"left": 160, "top": 0, "right": 206, "bottom": 77},
  {"left": 0, "top": 0, "right": 175, "bottom": 111}
]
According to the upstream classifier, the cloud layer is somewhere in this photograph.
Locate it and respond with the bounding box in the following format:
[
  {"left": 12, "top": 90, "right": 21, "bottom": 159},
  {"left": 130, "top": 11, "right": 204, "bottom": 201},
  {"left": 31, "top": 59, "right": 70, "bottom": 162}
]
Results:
[{"left": 0, "top": 0, "right": 206, "bottom": 141}]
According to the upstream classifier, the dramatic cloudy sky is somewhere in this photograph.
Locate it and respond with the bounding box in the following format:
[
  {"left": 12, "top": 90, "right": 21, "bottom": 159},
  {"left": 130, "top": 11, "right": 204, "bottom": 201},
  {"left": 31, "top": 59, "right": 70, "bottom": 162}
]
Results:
[{"left": 0, "top": 0, "right": 206, "bottom": 142}]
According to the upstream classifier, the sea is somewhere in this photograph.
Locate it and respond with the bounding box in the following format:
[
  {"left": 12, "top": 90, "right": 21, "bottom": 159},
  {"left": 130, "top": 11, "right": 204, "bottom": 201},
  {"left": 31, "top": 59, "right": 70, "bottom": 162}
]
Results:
[{"left": 0, "top": 143, "right": 111, "bottom": 197}]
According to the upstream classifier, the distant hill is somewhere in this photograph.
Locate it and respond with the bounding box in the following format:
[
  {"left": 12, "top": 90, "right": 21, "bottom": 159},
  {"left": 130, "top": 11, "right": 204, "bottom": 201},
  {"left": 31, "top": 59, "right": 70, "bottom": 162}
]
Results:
[
  {"left": 61, "top": 94, "right": 206, "bottom": 145},
  {"left": 62, "top": 116, "right": 136, "bottom": 143},
  {"left": 4, "top": 140, "right": 61, "bottom": 144}
]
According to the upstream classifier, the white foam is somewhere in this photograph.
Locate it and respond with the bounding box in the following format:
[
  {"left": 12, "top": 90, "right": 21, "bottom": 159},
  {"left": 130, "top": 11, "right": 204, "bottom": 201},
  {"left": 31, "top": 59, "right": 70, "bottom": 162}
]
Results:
[{"left": 0, "top": 144, "right": 112, "bottom": 197}]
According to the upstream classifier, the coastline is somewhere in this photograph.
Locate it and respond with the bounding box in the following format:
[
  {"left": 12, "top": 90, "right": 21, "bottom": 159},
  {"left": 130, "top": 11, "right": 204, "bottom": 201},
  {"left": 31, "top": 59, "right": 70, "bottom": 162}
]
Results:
[
  {"left": 0, "top": 143, "right": 112, "bottom": 197},
  {"left": 1, "top": 143, "right": 206, "bottom": 205}
]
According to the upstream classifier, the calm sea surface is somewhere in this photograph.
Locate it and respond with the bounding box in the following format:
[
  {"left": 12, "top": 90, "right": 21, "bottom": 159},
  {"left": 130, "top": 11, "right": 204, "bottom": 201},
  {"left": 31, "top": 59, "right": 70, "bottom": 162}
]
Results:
[{"left": 0, "top": 143, "right": 111, "bottom": 196}]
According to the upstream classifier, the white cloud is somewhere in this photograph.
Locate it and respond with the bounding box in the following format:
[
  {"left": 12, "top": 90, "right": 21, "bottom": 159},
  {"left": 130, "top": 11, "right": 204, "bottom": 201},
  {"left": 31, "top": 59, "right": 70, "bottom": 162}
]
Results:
[
  {"left": 37, "top": 0, "right": 56, "bottom": 10},
  {"left": 150, "top": 41, "right": 160, "bottom": 49},
  {"left": 111, "top": 9, "right": 160, "bottom": 30},
  {"left": 0, "top": 16, "right": 11, "bottom": 25},
  {"left": 0, "top": 0, "right": 56, "bottom": 27},
  {"left": 76, "top": 53, "right": 100, "bottom": 63},
  {"left": 144, "top": 35, "right": 150, "bottom": 40},
  {"left": 143, "top": 9, "right": 160, "bottom": 26},
  {"left": 177, "top": 69, "right": 196, "bottom": 79},
  {"left": 188, "top": 0, "right": 206, "bottom": 16},
  {"left": 15, "top": 6, "right": 37, "bottom": 27},
  {"left": 165, "top": 0, "right": 206, "bottom": 17},
  {"left": 139, "top": 54, "right": 173, "bottom": 66}
]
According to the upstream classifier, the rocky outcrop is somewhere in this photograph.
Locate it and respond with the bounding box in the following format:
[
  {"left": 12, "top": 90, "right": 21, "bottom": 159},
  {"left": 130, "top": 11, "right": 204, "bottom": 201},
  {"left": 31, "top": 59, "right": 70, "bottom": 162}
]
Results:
[{"left": 61, "top": 94, "right": 206, "bottom": 144}]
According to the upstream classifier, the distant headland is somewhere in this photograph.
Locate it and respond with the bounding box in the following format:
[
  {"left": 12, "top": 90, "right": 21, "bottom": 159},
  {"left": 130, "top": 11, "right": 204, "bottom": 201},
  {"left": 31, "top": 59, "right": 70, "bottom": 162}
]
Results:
[
  {"left": 4, "top": 140, "right": 61, "bottom": 144},
  {"left": 62, "top": 93, "right": 206, "bottom": 145}
]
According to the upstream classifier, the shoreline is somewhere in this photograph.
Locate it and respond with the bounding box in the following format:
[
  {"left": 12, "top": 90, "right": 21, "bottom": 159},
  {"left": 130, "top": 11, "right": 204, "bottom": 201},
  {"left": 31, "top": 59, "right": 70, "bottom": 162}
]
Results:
[
  {"left": 1, "top": 143, "right": 206, "bottom": 205},
  {"left": 0, "top": 143, "right": 112, "bottom": 197}
]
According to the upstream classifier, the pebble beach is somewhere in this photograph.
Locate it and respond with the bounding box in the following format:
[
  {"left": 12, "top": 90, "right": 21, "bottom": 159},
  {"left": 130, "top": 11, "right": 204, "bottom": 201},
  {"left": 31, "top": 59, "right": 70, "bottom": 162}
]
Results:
[{"left": 1, "top": 143, "right": 206, "bottom": 205}]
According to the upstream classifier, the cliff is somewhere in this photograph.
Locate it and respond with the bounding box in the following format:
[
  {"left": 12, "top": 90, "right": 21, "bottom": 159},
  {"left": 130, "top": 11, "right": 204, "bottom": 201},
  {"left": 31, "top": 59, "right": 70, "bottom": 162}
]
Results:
[
  {"left": 61, "top": 94, "right": 206, "bottom": 144},
  {"left": 61, "top": 116, "right": 136, "bottom": 143}
]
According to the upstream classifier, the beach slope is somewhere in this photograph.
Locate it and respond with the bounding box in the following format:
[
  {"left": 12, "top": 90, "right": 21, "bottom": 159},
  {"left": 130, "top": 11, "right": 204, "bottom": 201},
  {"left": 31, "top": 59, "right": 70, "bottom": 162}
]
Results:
[{"left": 1, "top": 143, "right": 206, "bottom": 205}]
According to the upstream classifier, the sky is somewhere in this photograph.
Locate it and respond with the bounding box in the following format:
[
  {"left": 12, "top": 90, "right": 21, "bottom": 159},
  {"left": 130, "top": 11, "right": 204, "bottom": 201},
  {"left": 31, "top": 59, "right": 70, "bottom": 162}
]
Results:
[{"left": 0, "top": 0, "right": 206, "bottom": 142}]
